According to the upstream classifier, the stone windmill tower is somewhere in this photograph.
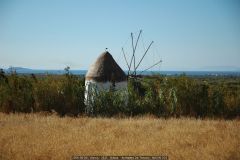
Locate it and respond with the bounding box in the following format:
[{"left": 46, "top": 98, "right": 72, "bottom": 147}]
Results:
[{"left": 85, "top": 51, "right": 127, "bottom": 112}]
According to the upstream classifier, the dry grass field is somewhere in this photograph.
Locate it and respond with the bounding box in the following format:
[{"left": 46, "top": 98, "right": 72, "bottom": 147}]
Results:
[{"left": 0, "top": 113, "right": 239, "bottom": 160}]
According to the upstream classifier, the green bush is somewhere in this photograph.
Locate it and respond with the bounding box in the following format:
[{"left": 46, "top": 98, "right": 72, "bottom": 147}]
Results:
[
  {"left": 61, "top": 67, "right": 85, "bottom": 115},
  {"left": 91, "top": 89, "right": 127, "bottom": 117},
  {"left": 0, "top": 68, "right": 85, "bottom": 116},
  {"left": 0, "top": 71, "right": 34, "bottom": 113},
  {"left": 33, "top": 75, "right": 64, "bottom": 113}
]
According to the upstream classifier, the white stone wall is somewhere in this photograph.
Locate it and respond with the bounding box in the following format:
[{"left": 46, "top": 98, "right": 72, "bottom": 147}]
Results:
[{"left": 84, "top": 80, "right": 128, "bottom": 112}]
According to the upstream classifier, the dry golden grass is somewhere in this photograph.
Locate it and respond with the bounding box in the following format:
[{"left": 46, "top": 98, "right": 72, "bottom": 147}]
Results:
[{"left": 0, "top": 113, "right": 239, "bottom": 160}]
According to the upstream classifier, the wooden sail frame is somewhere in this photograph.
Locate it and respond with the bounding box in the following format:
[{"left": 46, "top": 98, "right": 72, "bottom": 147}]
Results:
[{"left": 122, "top": 30, "right": 162, "bottom": 79}]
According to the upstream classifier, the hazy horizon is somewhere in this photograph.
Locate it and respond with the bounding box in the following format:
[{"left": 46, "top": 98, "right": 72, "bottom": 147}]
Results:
[{"left": 2, "top": 65, "right": 240, "bottom": 72}]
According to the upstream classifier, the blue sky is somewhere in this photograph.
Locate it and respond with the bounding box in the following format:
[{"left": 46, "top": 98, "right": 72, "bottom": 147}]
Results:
[{"left": 0, "top": 0, "right": 240, "bottom": 71}]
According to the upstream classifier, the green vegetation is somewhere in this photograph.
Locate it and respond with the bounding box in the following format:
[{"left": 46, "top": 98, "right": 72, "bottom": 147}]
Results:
[
  {"left": 0, "top": 68, "right": 239, "bottom": 119},
  {"left": 0, "top": 68, "right": 85, "bottom": 116}
]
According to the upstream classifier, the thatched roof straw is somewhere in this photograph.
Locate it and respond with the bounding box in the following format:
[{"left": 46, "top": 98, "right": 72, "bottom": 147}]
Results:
[{"left": 86, "top": 51, "right": 126, "bottom": 82}]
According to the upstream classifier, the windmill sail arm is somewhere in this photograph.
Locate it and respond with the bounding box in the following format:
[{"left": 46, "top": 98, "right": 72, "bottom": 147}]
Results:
[
  {"left": 135, "top": 41, "right": 154, "bottom": 70},
  {"left": 133, "top": 30, "right": 142, "bottom": 75},
  {"left": 128, "top": 33, "right": 134, "bottom": 74},
  {"left": 122, "top": 47, "right": 130, "bottom": 74},
  {"left": 140, "top": 60, "right": 162, "bottom": 74},
  {"left": 128, "top": 30, "right": 142, "bottom": 75},
  {"left": 134, "top": 30, "right": 142, "bottom": 52}
]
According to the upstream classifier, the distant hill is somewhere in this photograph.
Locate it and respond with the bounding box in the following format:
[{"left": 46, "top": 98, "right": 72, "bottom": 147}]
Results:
[
  {"left": 7, "top": 67, "right": 33, "bottom": 72},
  {"left": 5, "top": 67, "right": 33, "bottom": 73}
]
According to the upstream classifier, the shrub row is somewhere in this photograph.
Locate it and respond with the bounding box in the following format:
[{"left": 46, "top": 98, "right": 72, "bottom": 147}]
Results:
[
  {"left": 0, "top": 68, "right": 85, "bottom": 116},
  {"left": 0, "top": 69, "right": 239, "bottom": 118}
]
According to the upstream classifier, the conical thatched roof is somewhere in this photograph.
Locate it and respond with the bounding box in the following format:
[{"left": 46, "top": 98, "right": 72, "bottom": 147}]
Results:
[{"left": 86, "top": 51, "right": 126, "bottom": 82}]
